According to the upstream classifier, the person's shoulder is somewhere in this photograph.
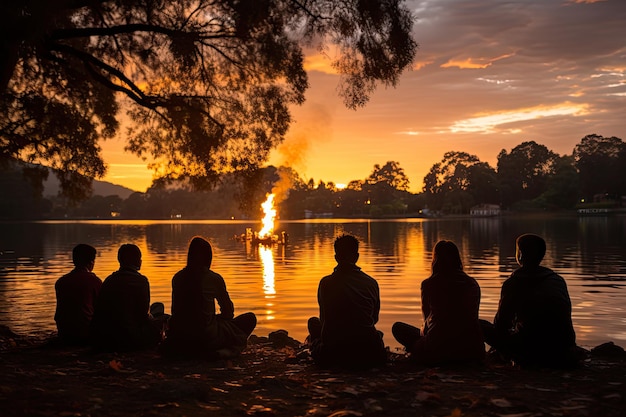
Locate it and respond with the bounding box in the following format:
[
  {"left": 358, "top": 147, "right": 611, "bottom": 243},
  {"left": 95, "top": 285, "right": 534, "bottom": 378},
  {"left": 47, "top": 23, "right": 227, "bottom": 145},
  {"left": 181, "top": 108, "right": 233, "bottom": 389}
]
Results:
[
  {"left": 461, "top": 271, "right": 480, "bottom": 287},
  {"left": 172, "top": 268, "right": 186, "bottom": 280},
  {"left": 318, "top": 273, "right": 335, "bottom": 287},
  {"left": 206, "top": 268, "right": 224, "bottom": 280},
  {"left": 356, "top": 269, "right": 379, "bottom": 286},
  {"left": 103, "top": 271, "right": 117, "bottom": 281},
  {"left": 55, "top": 270, "right": 73, "bottom": 286},
  {"left": 86, "top": 271, "right": 102, "bottom": 283},
  {"left": 541, "top": 267, "right": 566, "bottom": 283},
  {"left": 102, "top": 271, "right": 121, "bottom": 285},
  {"left": 464, "top": 270, "right": 479, "bottom": 281},
  {"left": 502, "top": 270, "right": 523, "bottom": 288},
  {"left": 129, "top": 270, "right": 149, "bottom": 284}
]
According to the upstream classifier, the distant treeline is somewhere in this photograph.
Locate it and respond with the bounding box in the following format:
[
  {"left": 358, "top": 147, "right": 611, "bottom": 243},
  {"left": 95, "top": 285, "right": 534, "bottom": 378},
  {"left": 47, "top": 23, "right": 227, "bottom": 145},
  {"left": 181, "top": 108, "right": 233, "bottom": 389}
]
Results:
[{"left": 1, "top": 134, "right": 624, "bottom": 220}]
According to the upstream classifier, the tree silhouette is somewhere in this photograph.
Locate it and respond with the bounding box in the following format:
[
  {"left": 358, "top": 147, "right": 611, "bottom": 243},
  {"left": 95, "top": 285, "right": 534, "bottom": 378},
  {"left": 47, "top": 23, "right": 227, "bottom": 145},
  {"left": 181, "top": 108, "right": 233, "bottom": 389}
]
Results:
[
  {"left": 1, "top": 1, "right": 417, "bottom": 198},
  {"left": 573, "top": 134, "right": 626, "bottom": 202},
  {"left": 423, "top": 151, "right": 496, "bottom": 212},
  {"left": 497, "top": 141, "right": 558, "bottom": 208}
]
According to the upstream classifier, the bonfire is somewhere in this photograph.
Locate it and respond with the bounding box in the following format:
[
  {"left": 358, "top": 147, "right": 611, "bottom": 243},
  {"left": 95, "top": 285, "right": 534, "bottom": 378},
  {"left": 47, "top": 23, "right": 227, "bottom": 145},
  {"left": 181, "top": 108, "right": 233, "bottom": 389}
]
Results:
[
  {"left": 258, "top": 194, "right": 276, "bottom": 240},
  {"left": 237, "top": 193, "right": 287, "bottom": 245}
]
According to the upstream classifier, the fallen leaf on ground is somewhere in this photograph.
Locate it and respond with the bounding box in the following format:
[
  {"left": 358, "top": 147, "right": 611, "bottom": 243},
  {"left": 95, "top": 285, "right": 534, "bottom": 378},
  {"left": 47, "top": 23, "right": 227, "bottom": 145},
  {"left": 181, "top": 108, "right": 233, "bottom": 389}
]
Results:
[
  {"left": 247, "top": 404, "right": 274, "bottom": 415},
  {"left": 341, "top": 387, "right": 360, "bottom": 396},
  {"left": 414, "top": 390, "right": 442, "bottom": 404},
  {"left": 490, "top": 398, "right": 513, "bottom": 408},
  {"left": 108, "top": 360, "right": 123, "bottom": 372},
  {"left": 327, "top": 411, "right": 363, "bottom": 417},
  {"left": 197, "top": 403, "right": 221, "bottom": 411},
  {"left": 524, "top": 384, "right": 556, "bottom": 392},
  {"left": 154, "top": 402, "right": 179, "bottom": 408}
]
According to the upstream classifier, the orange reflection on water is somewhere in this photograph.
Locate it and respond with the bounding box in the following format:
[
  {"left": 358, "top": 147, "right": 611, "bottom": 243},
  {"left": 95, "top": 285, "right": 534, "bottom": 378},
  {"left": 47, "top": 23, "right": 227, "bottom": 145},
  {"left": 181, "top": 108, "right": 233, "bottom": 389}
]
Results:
[
  {"left": 260, "top": 244, "right": 276, "bottom": 297},
  {"left": 2, "top": 219, "right": 625, "bottom": 350},
  {"left": 259, "top": 244, "right": 276, "bottom": 321}
]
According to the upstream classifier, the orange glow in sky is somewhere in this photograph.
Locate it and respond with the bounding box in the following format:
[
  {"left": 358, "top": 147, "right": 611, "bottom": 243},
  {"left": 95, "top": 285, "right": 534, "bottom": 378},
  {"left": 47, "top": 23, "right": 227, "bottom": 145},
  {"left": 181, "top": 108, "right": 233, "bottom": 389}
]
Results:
[{"left": 99, "top": 0, "right": 626, "bottom": 193}]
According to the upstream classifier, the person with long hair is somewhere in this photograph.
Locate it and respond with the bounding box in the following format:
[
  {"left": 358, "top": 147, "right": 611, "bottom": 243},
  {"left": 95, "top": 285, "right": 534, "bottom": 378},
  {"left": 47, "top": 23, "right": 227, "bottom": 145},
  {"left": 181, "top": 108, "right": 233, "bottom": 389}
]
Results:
[
  {"left": 392, "top": 240, "right": 484, "bottom": 365},
  {"left": 162, "top": 236, "right": 256, "bottom": 359}
]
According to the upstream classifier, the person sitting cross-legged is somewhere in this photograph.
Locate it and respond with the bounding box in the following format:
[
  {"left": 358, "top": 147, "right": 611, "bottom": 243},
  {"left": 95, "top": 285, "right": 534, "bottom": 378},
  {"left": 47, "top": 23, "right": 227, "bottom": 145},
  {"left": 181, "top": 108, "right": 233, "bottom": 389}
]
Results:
[
  {"left": 392, "top": 240, "right": 485, "bottom": 366},
  {"left": 480, "top": 234, "right": 578, "bottom": 368},
  {"left": 90, "top": 244, "right": 163, "bottom": 351},
  {"left": 307, "top": 234, "right": 387, "bottom": 370},
  {"left": 161, "top": 236, "right": 257, "bottom": 359},
  {"left": 54, "top": 244, "right": 102, "bottom": 345}
]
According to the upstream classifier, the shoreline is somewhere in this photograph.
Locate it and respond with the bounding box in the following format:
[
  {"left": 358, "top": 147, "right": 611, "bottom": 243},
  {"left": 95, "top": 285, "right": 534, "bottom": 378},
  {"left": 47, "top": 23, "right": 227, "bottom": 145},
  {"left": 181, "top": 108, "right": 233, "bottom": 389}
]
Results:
[
  {"left": 1, "top": 326, "right": 625, "bottom": 417},
  {"left": 4, "top": 208, "right": 626, "bottom": 222}
]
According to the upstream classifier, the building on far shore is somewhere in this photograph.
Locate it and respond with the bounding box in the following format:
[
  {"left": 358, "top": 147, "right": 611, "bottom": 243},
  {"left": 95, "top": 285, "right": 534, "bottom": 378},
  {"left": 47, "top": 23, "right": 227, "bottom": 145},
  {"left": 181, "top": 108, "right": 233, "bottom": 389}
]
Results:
[{"left": 469, "top": 204, "right": 501, "bottom": 217}]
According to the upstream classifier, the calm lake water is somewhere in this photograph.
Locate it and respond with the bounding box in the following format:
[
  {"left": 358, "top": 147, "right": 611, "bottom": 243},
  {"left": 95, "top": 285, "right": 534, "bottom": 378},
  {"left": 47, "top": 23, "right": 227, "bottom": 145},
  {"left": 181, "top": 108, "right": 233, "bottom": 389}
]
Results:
[{"left": 1, "top": 216, "right": 625, "bottom": 350}]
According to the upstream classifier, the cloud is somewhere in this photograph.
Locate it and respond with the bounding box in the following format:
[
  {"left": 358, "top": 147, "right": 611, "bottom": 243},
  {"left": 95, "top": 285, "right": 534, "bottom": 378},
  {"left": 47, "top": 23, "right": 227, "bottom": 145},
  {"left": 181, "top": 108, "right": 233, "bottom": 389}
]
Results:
[
  {"left": 441, "top": 53, "right": 515, "bottom": 69},
  {"left": 448, "top": 103, "right": 590, "bottom": 134},
  {"left": 303, "top": 53, "right": 338, "bottom": 75},
  {"left": 396, "top": 130, "right": 421, "bottom": 136}
]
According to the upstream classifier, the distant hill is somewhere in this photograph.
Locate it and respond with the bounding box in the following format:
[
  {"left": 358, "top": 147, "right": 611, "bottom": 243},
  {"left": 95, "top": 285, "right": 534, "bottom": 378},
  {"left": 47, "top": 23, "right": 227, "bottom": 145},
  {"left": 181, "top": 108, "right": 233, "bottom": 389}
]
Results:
[
  {"left": 43, "top": 175, "right": 137, "bottom": 199},
  {"left": 2, "top": 159, "right": 138, "bottom": 200}
]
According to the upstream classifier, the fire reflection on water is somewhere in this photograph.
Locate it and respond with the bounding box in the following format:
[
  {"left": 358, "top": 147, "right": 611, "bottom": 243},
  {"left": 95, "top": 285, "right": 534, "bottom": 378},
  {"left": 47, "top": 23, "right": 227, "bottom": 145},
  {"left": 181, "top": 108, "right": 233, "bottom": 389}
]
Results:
[{"left": 259, "top": 244, "right": 275, "bottom": 320}]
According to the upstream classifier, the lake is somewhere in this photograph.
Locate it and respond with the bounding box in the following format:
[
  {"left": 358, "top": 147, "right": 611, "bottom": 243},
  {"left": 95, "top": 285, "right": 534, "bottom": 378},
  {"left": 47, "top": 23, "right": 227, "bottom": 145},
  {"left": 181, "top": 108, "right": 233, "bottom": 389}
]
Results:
[{"left": 1, "top": 215, "right": 625, "bottom": 350}]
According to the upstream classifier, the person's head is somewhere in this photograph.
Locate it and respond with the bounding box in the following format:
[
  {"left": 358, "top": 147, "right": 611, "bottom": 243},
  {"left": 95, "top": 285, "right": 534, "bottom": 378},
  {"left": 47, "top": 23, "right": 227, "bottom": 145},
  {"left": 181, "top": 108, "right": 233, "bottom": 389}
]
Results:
[
  {"left": 117, "top": 244, "right": 142, "bottom": 270},
  {"left": 431, "top": 240, "right": 463, "bottom": 274},
  {"left": 187, "top": 236, "right": 213, "bottom": 268},
  {"left": 72, "top": 244, "right": 96, "bottom": 270},
  {"left": 515, "top": 234, "right": 546, "bottom": 267},
  {"left": 334, "top": 234, "right": 359, "bottom": 265}
]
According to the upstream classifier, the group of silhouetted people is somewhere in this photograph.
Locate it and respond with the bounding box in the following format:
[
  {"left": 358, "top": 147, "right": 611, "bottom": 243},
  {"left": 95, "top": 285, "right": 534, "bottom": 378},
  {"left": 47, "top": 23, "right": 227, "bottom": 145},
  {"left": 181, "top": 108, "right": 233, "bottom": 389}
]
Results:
[
  {"left": 55, "top": 233, "right": 579, "bottom": 369},
  {"left": 54, "top": 237, "right": 256, "bottom": 358},
  {"left": 305, "top": 233, "right": 578, "bottom": 370}
]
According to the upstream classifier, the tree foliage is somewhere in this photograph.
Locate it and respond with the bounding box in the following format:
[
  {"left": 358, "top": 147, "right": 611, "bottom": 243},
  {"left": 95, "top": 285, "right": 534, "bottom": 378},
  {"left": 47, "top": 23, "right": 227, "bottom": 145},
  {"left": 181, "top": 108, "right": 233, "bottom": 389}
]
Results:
[
  {"left": 422, "top": 151, "right": 497, "bottom": 212},
  {"left": 538, "top": 155, "right": 580, "bottom": 209},
  {"left": 497, "top": 141, "right": 558, "bottom": 208},
  {"left": 366, "top": 160, "right": 410, "bottom": 191},
  {"left": 363, "top": 160, "right": 410, "bottom": 213},
  {"left": 573, "top": 134, "right": 626, "bottom": 201},
  {"left": 0, "top": 0, "right": 417, "bottom": 198}
]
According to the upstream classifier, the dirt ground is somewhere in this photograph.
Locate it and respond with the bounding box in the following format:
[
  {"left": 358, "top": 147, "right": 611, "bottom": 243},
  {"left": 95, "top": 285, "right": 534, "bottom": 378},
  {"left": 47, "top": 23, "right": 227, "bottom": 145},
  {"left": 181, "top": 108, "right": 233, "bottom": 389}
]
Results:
[{"left": 1, "top": 326, "right": 625, "bottom": 417}]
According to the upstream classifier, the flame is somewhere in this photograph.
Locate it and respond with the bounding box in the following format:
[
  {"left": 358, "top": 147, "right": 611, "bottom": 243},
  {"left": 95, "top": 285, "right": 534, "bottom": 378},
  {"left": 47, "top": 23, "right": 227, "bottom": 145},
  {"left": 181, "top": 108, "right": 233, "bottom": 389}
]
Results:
[{"left": 258, "top": 193, "right": 276, "bottom": 239}]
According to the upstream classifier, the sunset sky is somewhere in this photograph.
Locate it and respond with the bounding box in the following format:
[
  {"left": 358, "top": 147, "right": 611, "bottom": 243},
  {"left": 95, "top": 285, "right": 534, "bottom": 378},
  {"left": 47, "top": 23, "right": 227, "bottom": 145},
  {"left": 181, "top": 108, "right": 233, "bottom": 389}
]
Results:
[{"left": 101, "top": 0, "right": 626, "bottom": 193}]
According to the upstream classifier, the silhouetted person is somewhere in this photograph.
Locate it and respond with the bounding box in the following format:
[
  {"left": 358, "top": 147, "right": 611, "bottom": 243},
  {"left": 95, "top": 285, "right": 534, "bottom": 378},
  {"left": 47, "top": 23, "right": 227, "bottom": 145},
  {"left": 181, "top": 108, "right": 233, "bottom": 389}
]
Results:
[
  {"left": 90, "top": 244, "right": 162, "bottom": 351},
  {"left": 392, "top": 240, "right": 484, "bottom": 365},
  {"left": 307, "top": 234, "right": 386, "bottom": 369},
  {"left": 54, "top": 244, "right": 102, "bottom": 344},
  {"left": 481, "top": 234, "right": 577, "bottom": 368},
  {"left": 162, "top": 236, "right": 256, "bottom": 359}
]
